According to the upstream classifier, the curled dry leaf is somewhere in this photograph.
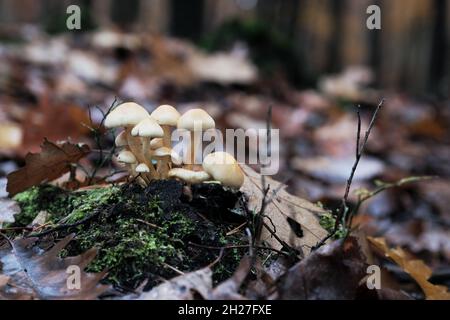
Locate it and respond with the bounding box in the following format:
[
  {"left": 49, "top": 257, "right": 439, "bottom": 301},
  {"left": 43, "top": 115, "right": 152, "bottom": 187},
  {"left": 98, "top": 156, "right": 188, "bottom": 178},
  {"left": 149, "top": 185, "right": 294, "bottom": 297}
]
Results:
[
  {"left": 240, "top": 165, "right": 327, "bottom": 256},
  {"left": 368, "top": 237, "right": 450, "bottom": 300},
  {"left": 208, "top": 255, "right": 253, "bottom": 300},
  {"left": 6, "top": 139, "right": 90, "bottom": 196},
  {"left": 277, "top": 237, "right": 367, "bottom": 300},
  {"left": 137, "top": 268, "right": 213, "bottom": 300},
  {"left": 135, "top": 256, "right": 253, "bottom": 300},
  {"left": 0, "top": 234, "right": 109, "bottom": 300}
]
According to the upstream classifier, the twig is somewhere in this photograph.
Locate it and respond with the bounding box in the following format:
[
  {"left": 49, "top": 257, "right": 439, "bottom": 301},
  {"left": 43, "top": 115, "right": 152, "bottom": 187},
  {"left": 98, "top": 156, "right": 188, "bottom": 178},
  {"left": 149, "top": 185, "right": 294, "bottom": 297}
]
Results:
[
  {"left": 313, "top": 99, "right": 384, "bottom": 250},
  {"left": 136, "top": 219, "right": 163, "bottom": 230},
  {"left": 188, "top": 241, "right": 290, "bottom": 257},
  {"left": 226, "top": 222, "right": 247, "bottom": 236},
  {"left": 162, "top": 263, "right": 184, "bottom": 275},
  {"left": 254, "top": 105, "right": 273, "bottom": 245}
]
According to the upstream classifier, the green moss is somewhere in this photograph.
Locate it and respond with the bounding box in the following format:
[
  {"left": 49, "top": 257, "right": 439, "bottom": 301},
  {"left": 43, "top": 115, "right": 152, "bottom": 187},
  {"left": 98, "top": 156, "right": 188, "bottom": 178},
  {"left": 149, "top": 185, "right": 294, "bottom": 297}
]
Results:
[
  {"left": 12, "top": 185, "right": 74, "bottom": 225},
  {"left": 319, "top": 211, "right": 347, "bottom": 239},
  {"left": 64, "top": 186, "right": 121, "bottom": 224},
  {"left": 12, "top": 185, "right": 120, "bottom": 226},
  {"left": 12, "top": 182, "right": 248, "bottom": 290}
]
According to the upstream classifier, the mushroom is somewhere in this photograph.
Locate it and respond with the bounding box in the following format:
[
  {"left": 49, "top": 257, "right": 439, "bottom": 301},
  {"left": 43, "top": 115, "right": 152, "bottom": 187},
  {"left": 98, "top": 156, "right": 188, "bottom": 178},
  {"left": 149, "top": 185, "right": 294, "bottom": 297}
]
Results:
[
  {"left": 105, "top": 102, "right": 149, "bottom": 165},
  {"left": 168, "top": 168, "right": 211, "bottom": 184},
  {"left": 116, "top": 150, "right": 141, "bottom": 183},
  {"left": 202, "top": 152, "right": 244, "bottom": 189},
  {"left": 152, "top": 146, "right": 181, "bottom": 178},
  {"left": 131, "top": 117, "right": 164, "bottom": 178},
  {"left": 135, "top": 163, "right": 151, "bottom": 185},
  {"left": 151, "top": 105, "right": 181, "bottom": 177},
  {"left": 150, "top": 104, "right": 180, "bottom": 148},
  {"left": 150, "top": 137, "right": 164, "bottom": 149},
  {"left": 177, "top": 108, "right": 215, "bottom": 170},
  {"left": 115, "top": 130, "right": 128, "bottom": 148}
]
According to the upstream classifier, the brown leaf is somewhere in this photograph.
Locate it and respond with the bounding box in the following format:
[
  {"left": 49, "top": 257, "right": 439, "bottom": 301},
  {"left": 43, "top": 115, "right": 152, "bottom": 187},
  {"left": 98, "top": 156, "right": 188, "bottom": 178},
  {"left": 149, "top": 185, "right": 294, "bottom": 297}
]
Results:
[
  {"left": 134, "top": 256, "right": 253, "bottom": 300},
  {"left": 0, "top": 274, "right": 34, "bottom": 300},
  {"left": 277, "top": 237, "right": 367, "bottom": 300},
  {"left": 136, "top": 268, "right": 213, "bottom": 300},
  {"left": 240, "top": 165, "right": 327, "bottom": 256},
  {"left": 21, "top": 98, "right": 91, "bottom": 155},
  {"left": 368, "top": 237, "right": 450, "bottom": 300},
  {"left": 6, "top": 139, "right": 90, "bottom": 196},
  {"left": 0, "top": 234, "right": 109, "bottom": 300},
  {"left": 208, "top": 256, "right": 253, "bottom": 300}
]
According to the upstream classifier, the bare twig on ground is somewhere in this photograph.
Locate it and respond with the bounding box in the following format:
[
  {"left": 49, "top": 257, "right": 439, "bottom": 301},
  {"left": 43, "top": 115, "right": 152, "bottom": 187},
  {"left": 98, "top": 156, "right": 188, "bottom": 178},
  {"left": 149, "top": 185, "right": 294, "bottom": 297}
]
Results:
[{"left": 313, "top": 99, "right": 385, "bottom": 250}]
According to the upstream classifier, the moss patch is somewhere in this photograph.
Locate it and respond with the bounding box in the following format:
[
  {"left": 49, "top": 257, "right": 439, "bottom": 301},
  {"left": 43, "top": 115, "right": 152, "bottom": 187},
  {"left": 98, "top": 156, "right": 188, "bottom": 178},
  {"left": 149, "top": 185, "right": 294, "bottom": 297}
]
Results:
[{"left": 12, "top": 180, "right": 249, "bottom": 291}]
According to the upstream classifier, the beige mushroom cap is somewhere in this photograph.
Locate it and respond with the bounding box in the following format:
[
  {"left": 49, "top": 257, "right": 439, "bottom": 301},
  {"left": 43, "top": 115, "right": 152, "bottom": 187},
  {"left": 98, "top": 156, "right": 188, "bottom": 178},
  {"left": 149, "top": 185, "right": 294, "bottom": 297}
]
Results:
[
  {"left": 177, "top": 108, "right": 215, "bottom": 131},
  {"left": 131, "top": 117, "right": 164, "bottom": 137},
  {"left": 168, "top": 168, "right": 211, "bottom": 184},
  {"left": 202, "top": 152, "right": 244, "bottom": 189},
  {"left": 153, "top": 147, "right": 182, "bottom": 163},
  {"left": 115, "top": 131, "right": 128, "bottom": 147},
  {"left": 150, "top": 137, "right": 164, "bottom": 149},
  {"left": 153, "top": 146, "right": 172, "bottom": 158},
  {"left": 117, "top": 150, "right": 137, "bottom": 164},
  {"left": 105, "top": 102, "right": 149, "bottom": 128},
  {"left": 135, "top": 163, "right": 150, "bottom": 173},
  {"left": 151, "top": 105, "right": 181, "bottom": 126}
]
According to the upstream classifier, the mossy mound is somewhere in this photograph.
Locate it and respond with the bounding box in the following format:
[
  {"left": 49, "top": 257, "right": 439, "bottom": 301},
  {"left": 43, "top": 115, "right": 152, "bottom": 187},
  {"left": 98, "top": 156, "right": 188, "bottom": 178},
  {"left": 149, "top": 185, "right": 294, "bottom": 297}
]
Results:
[{"left": 12, "top": 180, "right": 250, "bottom": 292}]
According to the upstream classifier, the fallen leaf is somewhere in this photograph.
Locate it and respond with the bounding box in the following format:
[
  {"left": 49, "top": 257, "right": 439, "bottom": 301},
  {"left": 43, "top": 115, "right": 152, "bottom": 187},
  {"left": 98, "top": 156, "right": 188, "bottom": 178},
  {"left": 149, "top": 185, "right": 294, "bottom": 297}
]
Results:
[
  {"left": 368, "top": 237, "right": 450, "bottom": 300},
  {"left": 208, "top": 256, "right": 252, "bottom": 300},
  {"left": 21, "top": 97, "right": 91, "bottom": 155},
  {"left": 0, "top": 234, "right": 109, "bottom": 300},
  {"left": 137, "top": 268, "right": 213, "bottom": 300},
  {"left": 6, "top": 139, "right": 90, "bottom": 196},
  {"left": 240, "top": 165, "right": 328, "bottom": 256},
  {"left": 0, "top": 273, "right": 34, "bottom": 300},
  {"left": 277, "top": 237, "right": 367, "bottom": 300}
]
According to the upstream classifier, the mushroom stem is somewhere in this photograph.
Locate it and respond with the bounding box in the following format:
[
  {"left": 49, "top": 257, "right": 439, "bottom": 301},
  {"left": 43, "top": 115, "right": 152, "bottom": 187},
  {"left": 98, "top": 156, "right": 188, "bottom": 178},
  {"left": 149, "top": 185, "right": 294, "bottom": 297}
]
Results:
[
  {"left": 157, "top": 125, "right": 171, "bottom": 178},
  {"left": 125, "top": 127, "right": 145, "bottom": 163},
  {"left": 186, "top": 131, "right": 195, "bottom": 170},
  {"left": 142, "top": 138, "right": 158, "bottom": 178}
]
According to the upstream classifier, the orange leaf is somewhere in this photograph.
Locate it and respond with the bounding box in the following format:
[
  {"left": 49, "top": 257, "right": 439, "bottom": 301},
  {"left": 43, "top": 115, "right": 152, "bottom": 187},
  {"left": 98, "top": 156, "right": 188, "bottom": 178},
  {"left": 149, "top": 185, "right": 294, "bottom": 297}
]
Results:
[
  {"left": 6, "top": 139, "right": 90, "bottom": 196},
  {"left": 368, "top": 237, "right": 450, "bottom": 300}
]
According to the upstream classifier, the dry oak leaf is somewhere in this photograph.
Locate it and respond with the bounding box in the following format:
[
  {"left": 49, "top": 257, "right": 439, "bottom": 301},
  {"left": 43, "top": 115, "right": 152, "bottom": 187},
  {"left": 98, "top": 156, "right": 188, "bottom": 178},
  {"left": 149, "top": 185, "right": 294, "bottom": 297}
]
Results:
[
  {"left": 0, "top": 234, "right": 109, "bottom": 300},
  {"left": 137, "top": 268, "right": 213, "bottom": 300},
  {"left": 240, "top": 165, "right": 327, "bottom": 256},
  {"left": 277, "top": 237, "right": 367, "bottom": 300},
  {"left": 6, "top": 139, "right": 90, "bottom": 196},
  {"left": 368, "top": 237, "right": 450, "bottom": 300}
]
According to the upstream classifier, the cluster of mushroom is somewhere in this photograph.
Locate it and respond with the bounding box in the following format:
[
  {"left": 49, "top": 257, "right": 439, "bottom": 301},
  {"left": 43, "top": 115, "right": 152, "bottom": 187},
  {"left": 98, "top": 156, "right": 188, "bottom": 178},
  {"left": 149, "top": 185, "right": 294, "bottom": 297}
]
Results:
[{"left": 105, "top": 102, "right": 244, "bottom": 189}]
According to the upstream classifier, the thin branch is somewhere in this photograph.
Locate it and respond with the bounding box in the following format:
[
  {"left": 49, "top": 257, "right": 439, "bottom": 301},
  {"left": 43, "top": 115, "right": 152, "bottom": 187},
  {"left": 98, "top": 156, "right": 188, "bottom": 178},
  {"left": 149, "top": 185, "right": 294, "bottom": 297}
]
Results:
[{"left": 313, "top": 99, "right": 384, "bottom": 250}]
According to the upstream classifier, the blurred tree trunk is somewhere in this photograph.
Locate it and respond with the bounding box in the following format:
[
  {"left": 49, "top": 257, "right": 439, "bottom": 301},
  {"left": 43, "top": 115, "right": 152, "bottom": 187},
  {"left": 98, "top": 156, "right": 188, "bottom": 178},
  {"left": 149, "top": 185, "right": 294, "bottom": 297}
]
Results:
[
  {"left": 379, "top": 0, "right": 434, "bottom": 93},
  {"left": 139, "top": 0, "right": 170, "bottom": 34}
]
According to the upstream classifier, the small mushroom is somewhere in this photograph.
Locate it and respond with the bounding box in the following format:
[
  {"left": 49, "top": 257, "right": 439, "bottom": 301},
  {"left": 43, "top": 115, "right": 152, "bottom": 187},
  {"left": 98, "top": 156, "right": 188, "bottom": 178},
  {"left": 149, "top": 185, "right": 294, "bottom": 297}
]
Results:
[
  {"left": 116, "top": 150, "right": 140, "bottom": 182},
  {"left": 131, "top": 117, "right": 164, "bottom": 179},
  {"left": 177, "top": 108, "right": 215, "bottom": 170},
  {"left": 150, "top": 104, "right": 180, "bottom": 148},
  {"left": 153, "top": 146, "right": 180, "bottom": 178},
  {"left": 117, "top": 150, "right": 136, "bottom": 164},
  {"left": 150, "top": 137, "right": 164, "bottom": 149},
  {"left": 202, "top": 152, "right": 244, "bottom": 189},
  {"left": 115, "top": 131, "right": 128, "bottom": 148},
  {"left": 135, "top": 163, "right": 151, "bottom": 185},
  {"left": 105, "top": 102, "right": 149, "bottom": 165},
  {"left": 168, "top": 168, "right": 211, "bottom": 184}
]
